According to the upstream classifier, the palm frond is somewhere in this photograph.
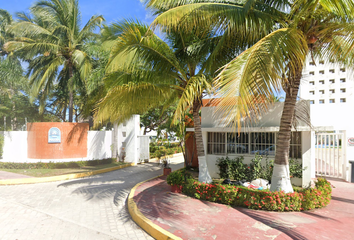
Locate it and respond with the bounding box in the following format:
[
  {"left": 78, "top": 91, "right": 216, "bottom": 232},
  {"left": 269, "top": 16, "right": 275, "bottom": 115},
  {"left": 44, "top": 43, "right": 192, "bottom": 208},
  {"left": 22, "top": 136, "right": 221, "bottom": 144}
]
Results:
[{"left": 214, "top": 28, "right": 307, "bottom": 130}]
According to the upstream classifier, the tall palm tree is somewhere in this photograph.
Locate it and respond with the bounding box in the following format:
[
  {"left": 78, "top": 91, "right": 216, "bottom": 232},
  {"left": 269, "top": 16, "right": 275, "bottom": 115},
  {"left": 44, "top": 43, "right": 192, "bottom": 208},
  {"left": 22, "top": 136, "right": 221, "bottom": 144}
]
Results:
[
  {"left": 145, "top": 0, "right": 354, "bottom": 192},
  {"left": 4, "top": 0, "right": 104, "bottom": 122},
  {"left": 95, "top": 19, "right": 239, "bottom": 182},
  {"left": 0, "top": 9, "right": 13, "bottom": 55}
]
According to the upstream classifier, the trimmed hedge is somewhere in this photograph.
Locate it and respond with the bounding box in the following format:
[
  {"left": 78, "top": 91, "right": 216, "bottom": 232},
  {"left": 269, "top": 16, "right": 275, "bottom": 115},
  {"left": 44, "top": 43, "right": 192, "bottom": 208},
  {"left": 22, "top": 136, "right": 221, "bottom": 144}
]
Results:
[
  {"left": 0, "top": 158, "right": 117, "bottom": 169},
  {"left": 169, "top": 169, "right": 332, "bottom": 212}
]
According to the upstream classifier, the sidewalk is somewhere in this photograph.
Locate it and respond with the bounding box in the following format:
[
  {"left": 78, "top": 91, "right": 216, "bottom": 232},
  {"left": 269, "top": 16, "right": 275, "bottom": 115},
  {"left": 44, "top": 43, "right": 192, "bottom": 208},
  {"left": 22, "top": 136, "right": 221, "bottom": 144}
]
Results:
[
  {"left": 133, "top": 177, "right": 354, "bottom": 240},
  {"left": 0, "top": 171, "right": 33, "bottom": 180}
]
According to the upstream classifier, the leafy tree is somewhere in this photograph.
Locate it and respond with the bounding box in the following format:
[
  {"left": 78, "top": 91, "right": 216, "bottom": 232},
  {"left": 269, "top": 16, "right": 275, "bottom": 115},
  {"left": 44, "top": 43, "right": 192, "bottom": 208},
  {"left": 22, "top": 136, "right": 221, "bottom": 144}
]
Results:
[
  {"left": 4, "top": 0, "right": 104, "bottom": 122},
  {"left": 95, "top": 19, "right": 238, "bottom": 182},
  {"left": 146, "top": 0, "right": 354, "bottom": 192},
  {"left": 140, "top": 104, "right": 178, "bottom": 137}
]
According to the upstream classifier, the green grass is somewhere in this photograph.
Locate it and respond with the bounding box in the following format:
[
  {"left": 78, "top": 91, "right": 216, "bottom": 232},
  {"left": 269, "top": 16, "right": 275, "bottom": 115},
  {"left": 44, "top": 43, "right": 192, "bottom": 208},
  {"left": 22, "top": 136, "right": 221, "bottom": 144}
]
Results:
[{"left": 0, "top": 162, "right": 126, "bottom": 178}]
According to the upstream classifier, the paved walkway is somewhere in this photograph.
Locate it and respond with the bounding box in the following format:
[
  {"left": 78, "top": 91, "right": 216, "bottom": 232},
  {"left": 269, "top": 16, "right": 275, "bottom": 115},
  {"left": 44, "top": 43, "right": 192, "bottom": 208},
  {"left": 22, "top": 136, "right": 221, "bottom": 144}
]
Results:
[
  {"left": 0, "top": 157, "right": 184, "bottom": 240},
  {"left": 0, "top": 171, "right": 33, "bottom": 180},
  {"left": 134, "top": 177, "right": 354, "bottom": 240}
]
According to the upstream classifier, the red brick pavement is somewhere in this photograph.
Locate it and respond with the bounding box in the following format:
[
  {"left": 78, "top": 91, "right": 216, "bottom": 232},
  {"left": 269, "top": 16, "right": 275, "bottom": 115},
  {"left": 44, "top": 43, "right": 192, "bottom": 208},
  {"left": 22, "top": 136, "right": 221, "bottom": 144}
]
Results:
[{"left": 134, "top": 177, "right": 354, "bottom": 240}]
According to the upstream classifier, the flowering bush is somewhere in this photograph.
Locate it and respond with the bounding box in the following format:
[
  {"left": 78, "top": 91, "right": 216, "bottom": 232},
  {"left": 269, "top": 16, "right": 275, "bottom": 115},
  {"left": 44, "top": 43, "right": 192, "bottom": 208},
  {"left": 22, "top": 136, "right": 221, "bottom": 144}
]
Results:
[
  {"left": 167, "top": 169, "right": 192, "bottom": 186},
  {"left": 182, "top": 177, "right": 332, "bottom": 212}
]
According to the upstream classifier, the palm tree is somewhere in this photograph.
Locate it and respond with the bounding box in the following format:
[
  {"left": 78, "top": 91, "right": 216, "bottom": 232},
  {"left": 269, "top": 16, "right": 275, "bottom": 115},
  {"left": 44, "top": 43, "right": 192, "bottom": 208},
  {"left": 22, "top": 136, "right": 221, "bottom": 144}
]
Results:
[
  {"left": 145, "top": 0, "right": 354, "bottom": 192},
  {"left": 95, "top": 19, "right": 238, "bottom": 182},
  {"left": 4, "top": 0, "right": 104, "bottom": 122},
  {"left": 0, "top": 9, "right": 13, "bottom": 55}
]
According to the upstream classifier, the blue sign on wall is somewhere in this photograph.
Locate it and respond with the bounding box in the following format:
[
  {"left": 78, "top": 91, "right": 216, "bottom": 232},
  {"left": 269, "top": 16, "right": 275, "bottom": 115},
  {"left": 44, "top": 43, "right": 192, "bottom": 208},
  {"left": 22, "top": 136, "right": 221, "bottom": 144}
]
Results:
[{"left": 48, "top": 127, "right": 61, "bottom": 143}]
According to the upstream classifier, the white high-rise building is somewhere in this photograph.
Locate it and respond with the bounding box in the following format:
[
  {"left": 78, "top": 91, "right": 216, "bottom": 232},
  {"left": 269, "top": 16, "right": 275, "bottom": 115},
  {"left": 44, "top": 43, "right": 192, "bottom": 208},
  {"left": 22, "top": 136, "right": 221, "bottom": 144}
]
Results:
[{"left": 300, "top": 59, "right": 354, "bottom": 104}]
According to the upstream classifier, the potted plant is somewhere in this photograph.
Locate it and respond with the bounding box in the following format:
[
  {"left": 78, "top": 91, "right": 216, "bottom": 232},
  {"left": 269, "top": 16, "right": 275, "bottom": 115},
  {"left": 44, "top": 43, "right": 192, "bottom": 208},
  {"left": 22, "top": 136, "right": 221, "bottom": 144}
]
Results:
[
  {"left": 167, "top": 169, "right": 191, "bottom": 193},
  {"left": 161, "top": 157, "right": 171, "bottom": 176}
]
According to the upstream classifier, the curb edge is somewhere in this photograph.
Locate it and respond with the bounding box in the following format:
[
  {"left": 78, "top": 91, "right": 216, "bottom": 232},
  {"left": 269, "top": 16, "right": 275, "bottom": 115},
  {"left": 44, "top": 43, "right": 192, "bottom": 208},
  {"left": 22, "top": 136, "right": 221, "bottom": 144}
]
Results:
[
  {"left": 128, "top": 175, "right": 182, "bottom": 240},
  {"left": 0, "top": 162, "right": 136, "bottom": 185}
]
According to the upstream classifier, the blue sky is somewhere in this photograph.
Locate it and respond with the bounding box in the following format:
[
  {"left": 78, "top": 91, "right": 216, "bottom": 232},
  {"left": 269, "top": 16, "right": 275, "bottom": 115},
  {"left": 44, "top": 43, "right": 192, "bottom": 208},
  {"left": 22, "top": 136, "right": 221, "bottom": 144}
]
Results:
[{"left": 1, "top": 0, "right": 153, "bottom": 26}]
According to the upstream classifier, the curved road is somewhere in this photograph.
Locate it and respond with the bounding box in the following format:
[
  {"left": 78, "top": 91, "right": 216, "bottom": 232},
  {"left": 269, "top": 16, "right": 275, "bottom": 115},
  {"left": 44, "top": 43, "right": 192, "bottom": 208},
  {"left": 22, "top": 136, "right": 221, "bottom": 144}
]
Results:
[{"left": 0, "top": 157, "right": 184, "bottom": 240}]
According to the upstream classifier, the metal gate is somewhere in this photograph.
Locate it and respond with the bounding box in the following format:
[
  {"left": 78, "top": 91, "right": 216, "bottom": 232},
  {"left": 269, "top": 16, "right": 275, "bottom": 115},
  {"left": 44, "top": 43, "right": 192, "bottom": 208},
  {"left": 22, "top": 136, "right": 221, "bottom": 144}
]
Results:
[
  {"left": 138, "top": 136, "right": 150, "bottom": 161},
  {"left": 315, "top": 131, "right": 347, "bottom": 180}
]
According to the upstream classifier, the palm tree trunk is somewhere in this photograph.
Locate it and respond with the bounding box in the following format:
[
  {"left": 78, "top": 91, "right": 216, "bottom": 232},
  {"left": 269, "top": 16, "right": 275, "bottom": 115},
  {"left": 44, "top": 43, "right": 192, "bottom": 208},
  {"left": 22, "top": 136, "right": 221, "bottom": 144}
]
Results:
[
  {"left": 270, "top": 66, "right": 303, "bottom": 193},
  {"left": 68, "top": 62, "right": 74, "bottom": 122},
  {"left": 192, "top": 100, "right": 212, "bottom": 183}
]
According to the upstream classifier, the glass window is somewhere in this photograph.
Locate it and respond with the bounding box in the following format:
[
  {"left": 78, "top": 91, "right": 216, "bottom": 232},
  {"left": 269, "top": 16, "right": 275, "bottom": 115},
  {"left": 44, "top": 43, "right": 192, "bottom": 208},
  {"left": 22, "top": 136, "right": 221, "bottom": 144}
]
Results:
[
  {"left": 319, "top": 99, "right": 325, "bottom": 104},
  {"left": 309, "top": 71, "right": 315, "bottom": 75},
  {"left": 319, "top": 80, "right": 324, "bottom": 84},
  {"left": 309, "top": 91, "right": 315, "bottom": 95},
  {"left": 289, "top": 132, "right": 302, "bottom": 159},
  {"left": 329, "top": 79, "right": 335, "bottom": 83},
  {"left": 227, "top": 133, "right": 249, "bottom": 154},
  {"left": 319, "top": 70, "right": 324, "bottom": 74},
  {"left": 340, "top": 78, "right": 346, "bottom": 83},
  {"left": 122, "top": 132, "right": 126, "bottom": 137},
  {"left": 319, "top": 90, "right": 325, "bottom": 94},
  {"left": 340, "top": 88, "right": 346, "bottom": 93},
  {"left": 329, "top": 99, "right": 335, "bottom": 103},
  {"left": 329, "top": 89, "right": 335, "bottom": 94},
  {"left": 251, "top": 132, "right": 276, "bottom": 156},
  {"left": 310, "top": 100, "right": 315, "bottom": 104},
  {"left": 340, "top": 98, "right": 346, "bottom": 103},
  {"left": 310, "top": 81, "right": 315, "bottom": 85},
  {"left": 329, "top": 69, "right": 335, "bottom": 73},
  {"left": 340, "top": 68, "right": 346, "bottom": 72},
  {"left": 207, "top": 132, "right": 225, "bottom": 155}
]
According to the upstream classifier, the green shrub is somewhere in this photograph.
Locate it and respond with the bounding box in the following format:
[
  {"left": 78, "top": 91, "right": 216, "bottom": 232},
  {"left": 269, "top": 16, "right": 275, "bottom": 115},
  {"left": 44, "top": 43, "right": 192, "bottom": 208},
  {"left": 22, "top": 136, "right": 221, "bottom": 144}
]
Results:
[
  {"left": 182, "top": 178, "right": 332, "bottom": 211},
  {"left": 149, "top": 140, "right": 181, "bottom": 158},
  {"left": 216, "top": 155, "right": 305, "bottom": 182},
  {"left": 167, "top": 169, "right": 193, "bottom": 186}
]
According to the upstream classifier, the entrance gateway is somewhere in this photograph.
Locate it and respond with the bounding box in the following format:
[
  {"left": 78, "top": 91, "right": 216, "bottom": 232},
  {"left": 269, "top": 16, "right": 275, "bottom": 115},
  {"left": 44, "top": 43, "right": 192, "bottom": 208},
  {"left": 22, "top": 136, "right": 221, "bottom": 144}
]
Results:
[{"left": 315, "top": 131, "right": 348, "bottom": 181}]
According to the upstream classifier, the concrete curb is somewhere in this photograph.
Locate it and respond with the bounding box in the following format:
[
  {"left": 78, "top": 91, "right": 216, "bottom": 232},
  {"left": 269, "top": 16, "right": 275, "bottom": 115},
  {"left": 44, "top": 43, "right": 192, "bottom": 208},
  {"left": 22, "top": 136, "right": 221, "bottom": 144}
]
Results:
[
  {"left": 0, "top": 163, "right": 136, "bottom": 185},
  {"left": 128, "top": 176, "right": 182, "bottom": 240}
]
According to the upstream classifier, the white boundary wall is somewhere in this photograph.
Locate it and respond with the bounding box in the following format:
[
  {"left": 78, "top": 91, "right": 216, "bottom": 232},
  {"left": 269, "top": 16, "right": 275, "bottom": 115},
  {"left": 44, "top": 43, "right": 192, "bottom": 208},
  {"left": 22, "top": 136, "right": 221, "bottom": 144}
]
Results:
[
  {"left": 87, "top": 131, "right": 112, "bottom": 160},
  {"left": 0, "top": 116, "right": 146, "bottom": 164},
  {"left": 1, "top": 131, "right": 28, "bottom": 162}
]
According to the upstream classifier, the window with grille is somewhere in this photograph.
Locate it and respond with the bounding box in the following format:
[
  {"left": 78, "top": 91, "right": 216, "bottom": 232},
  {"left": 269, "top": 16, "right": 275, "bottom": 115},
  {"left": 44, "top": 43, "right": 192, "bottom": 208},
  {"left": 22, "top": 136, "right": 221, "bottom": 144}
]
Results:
[
  {"left": 207, "top": 132, "right": 302, "bottom": 158},
  {"left": 289, "top": 132, "right": 302, "bottom": 159},
  {"left": 227, "top": 133, "right": 249, "bottom": 154},
  {"left": 251, "top": 132, "right": 276, "bottom": 156},
  {"left": 207, "top": 132, "right": 225, "bottom": 154}
]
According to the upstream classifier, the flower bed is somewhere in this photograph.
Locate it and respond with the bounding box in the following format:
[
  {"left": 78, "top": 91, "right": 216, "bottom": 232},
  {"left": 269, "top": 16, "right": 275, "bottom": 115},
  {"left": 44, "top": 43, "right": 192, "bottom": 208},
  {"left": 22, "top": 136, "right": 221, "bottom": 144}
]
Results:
[{"left": 168, "top": 170, "right": 332, "bottom": 212}]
